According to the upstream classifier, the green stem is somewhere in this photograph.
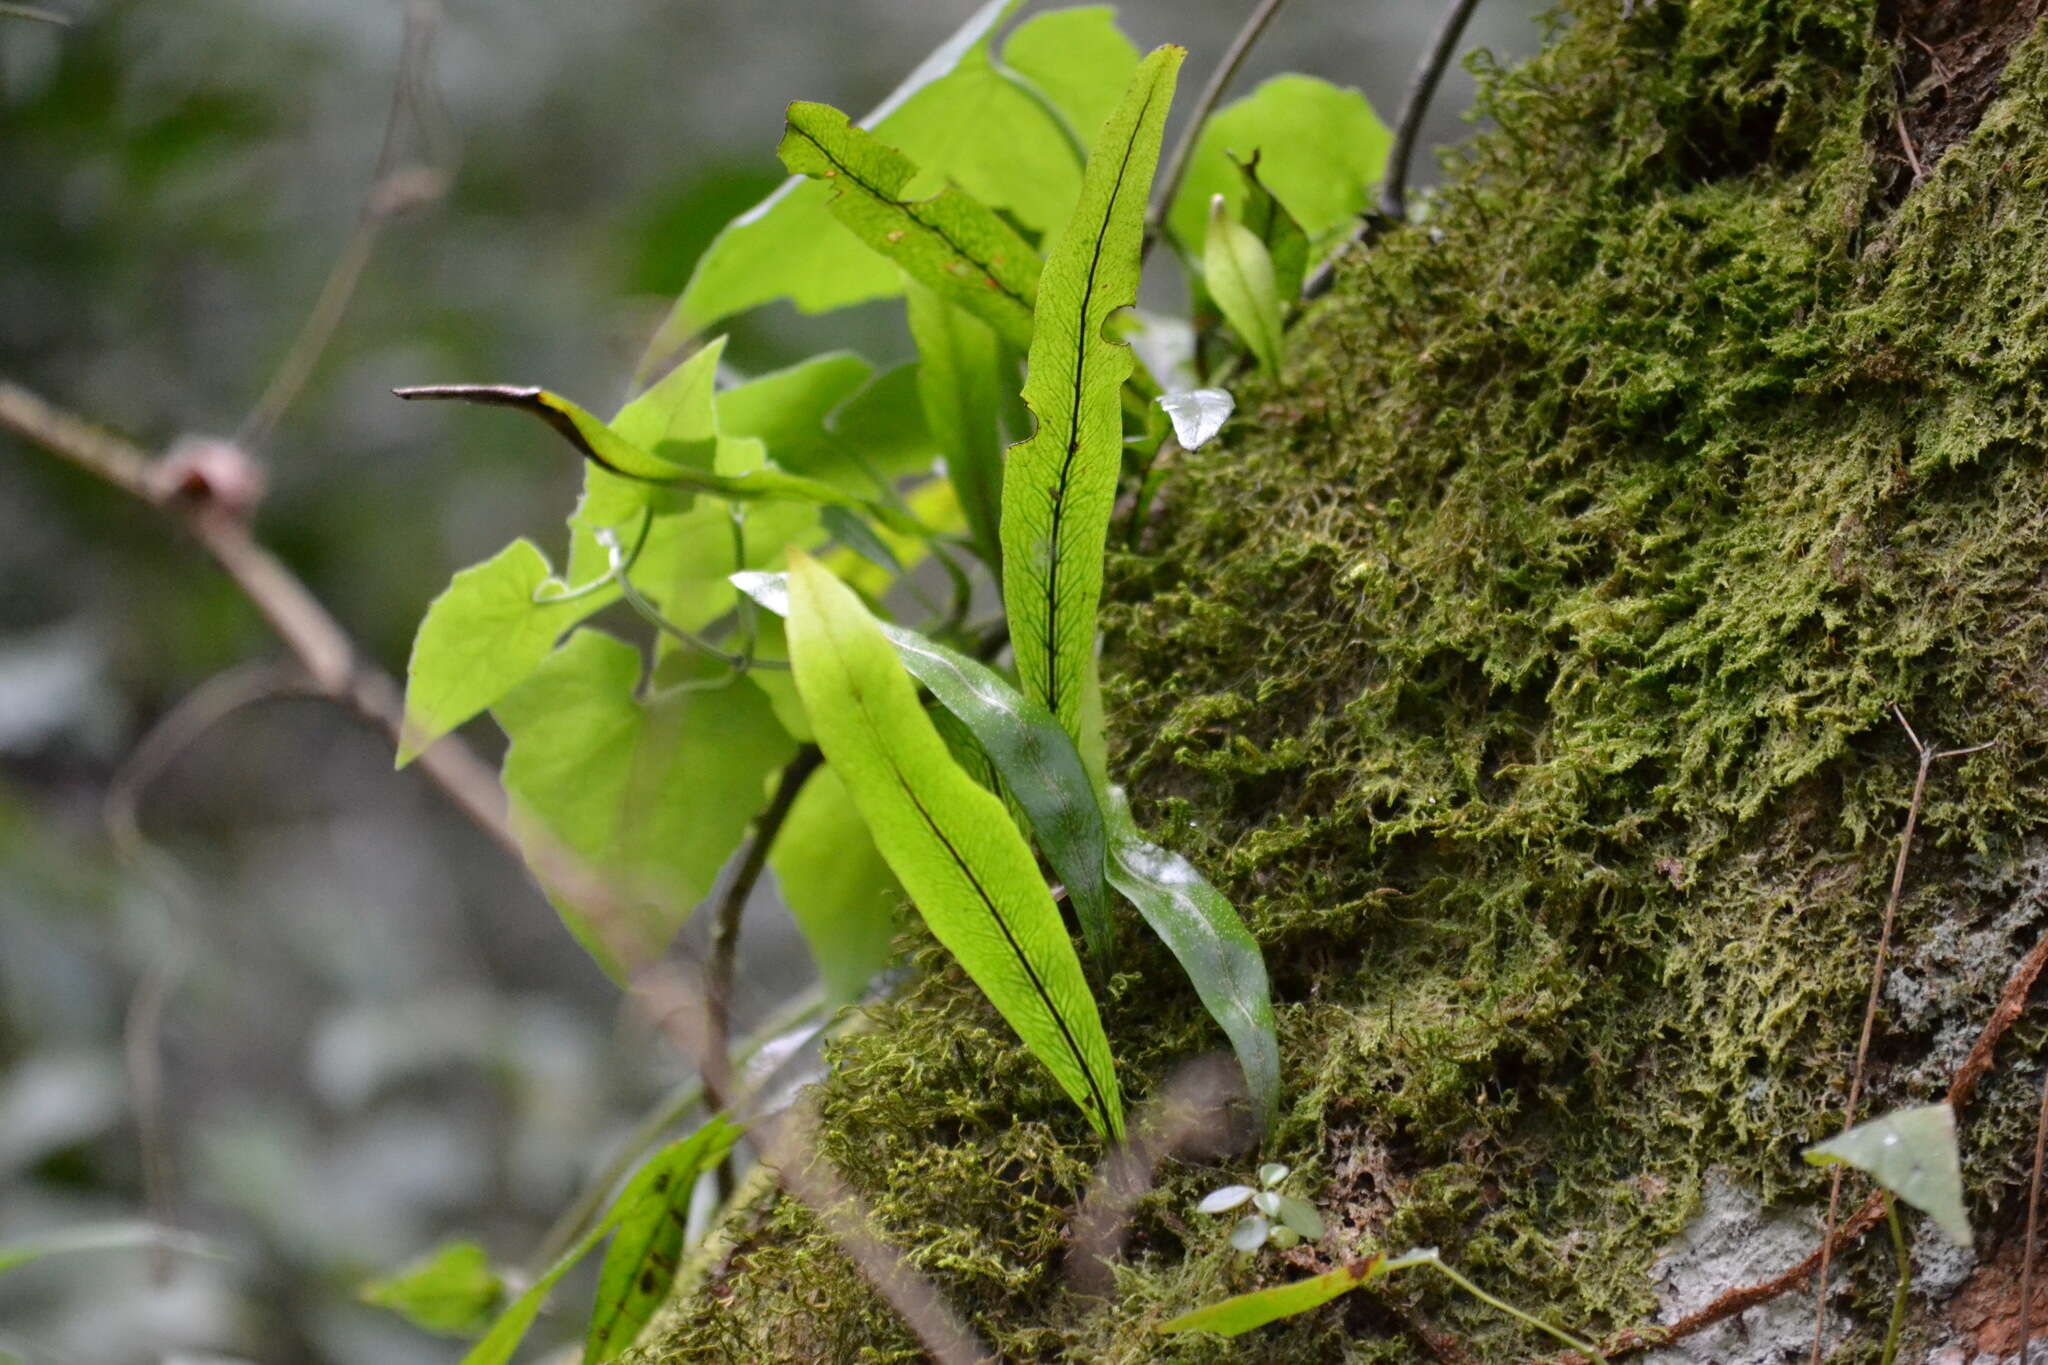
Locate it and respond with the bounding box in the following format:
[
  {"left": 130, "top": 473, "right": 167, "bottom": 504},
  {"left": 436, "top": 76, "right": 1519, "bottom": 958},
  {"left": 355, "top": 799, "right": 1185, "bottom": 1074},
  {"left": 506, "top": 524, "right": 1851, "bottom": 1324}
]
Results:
[
  {"left": 1413, "top": 1252, "right": 1609, "bottom": 1363},
  {"left": 729, "top": 507, "right": 757, "bottom": 658},
  {"left": 534, "top": 507, "right": 652, "bottom": 604},
  {"left": 1881, "top": 1193, "right": 1910, "bottom": 1365},
  {"left": 600, "top": 524, "right": 788, "bottom": 677}
]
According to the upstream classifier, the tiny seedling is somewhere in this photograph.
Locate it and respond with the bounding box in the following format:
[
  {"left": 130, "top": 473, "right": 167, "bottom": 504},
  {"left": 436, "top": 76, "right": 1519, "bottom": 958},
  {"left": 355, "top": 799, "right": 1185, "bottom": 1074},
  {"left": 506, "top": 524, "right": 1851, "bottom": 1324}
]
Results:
[
  {"left": 1196, "top": 1161, "right": 1326, "bottom": 1251},
  {"left": 1804, "top": 1102, "right": 1971, "bottom": 1365}
]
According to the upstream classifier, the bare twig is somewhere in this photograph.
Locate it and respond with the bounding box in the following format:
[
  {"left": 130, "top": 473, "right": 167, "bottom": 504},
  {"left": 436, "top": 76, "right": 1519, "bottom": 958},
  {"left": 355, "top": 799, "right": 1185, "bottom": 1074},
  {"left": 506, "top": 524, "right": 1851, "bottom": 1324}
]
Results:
[
  {"left": 106, "top": 661, "right": 307, "bottom": 857},
  {"left": 1380, "top": 0, "right": 1484, "bottom": 222},
  {"left": 2024, "top": 1064, "right": 2048, "bottom": 1365},
  {"left": 1892, "top": 107, "right": 1924, "bottom": 185},
  {"left": 0, "top": 2, "right": 69, "bottom": 21},
  {"left": 1301, "top": 0, "right": 1487, "bottom": 301},
  {"left": 105, "top": 660, "right": 306, "bottom": 1277},
  {"left": 1948, "top": 919, "right": 2048, "bottom": 1114},
  {"left": 707, "top": 745, "right": 824, "bottom": 1088},
  {"left": 1809, "top": 709, "right": 1990, "bottom": 1364},
  {"left": 1142, "top": 0, "right": 1289, "bottom": 262},
  {"left": 1, "top": 377, "right": 978, "bottom": 1355},
  {"left": 235, "top": 1, "right": 452, "bottom": 451}
]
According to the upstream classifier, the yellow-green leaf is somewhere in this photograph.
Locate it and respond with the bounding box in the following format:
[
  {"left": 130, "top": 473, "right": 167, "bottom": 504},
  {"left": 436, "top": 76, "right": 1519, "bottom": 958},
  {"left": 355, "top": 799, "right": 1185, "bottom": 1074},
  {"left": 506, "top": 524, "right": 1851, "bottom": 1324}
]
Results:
[
  {"left": 784, "top": 552, "right": 1122, "bottom": 1138},
  {"left": 494, "top": 631, "right": 796, "bottom": 979},
  {"left": 905, "top": 278, "right": 1008, "bottom": 572},
  {"left": 1157, "top": 1256, "right": 1386, "bottom": 1336},
  {"left": 398, "top": 539, "right": 605, "bottom": 767},
  {"left": 1204, "top": 194, "right": 1285, "bottom": 374},
  {"left": 359, "top": 1239, "right": 503, "bottom": 1338},
  {"left": 735, "top": 571, "right": 1117, "bottom": 969},
  {"left": 780, "top": 103, "right": 1039, "bottom": 351}
]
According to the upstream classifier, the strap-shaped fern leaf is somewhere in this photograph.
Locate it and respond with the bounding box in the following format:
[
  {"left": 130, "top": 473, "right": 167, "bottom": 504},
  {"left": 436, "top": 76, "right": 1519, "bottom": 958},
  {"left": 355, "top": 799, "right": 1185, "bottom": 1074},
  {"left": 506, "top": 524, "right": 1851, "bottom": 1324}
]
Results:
[
  {"left": 784, "top": 553, "right": 1124, "bottom": 1139},
  {"left": 1001, "top": 46, "right": 1183, "bottom": 777}
]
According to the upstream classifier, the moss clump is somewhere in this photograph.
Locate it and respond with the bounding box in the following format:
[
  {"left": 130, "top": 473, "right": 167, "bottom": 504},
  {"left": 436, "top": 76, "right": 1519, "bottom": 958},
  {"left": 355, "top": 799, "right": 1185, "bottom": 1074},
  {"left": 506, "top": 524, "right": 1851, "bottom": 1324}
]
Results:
[{"left": 635, "top": 1, "right": 2048, "bottom": 1359}]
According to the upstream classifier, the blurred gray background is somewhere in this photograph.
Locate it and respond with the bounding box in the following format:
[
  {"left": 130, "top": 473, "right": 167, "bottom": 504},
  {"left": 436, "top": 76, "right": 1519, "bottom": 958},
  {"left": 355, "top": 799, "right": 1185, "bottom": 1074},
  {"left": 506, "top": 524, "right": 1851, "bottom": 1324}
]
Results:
[{"left": 0, "top": 1, "right": 1545, "bottom": 1360}]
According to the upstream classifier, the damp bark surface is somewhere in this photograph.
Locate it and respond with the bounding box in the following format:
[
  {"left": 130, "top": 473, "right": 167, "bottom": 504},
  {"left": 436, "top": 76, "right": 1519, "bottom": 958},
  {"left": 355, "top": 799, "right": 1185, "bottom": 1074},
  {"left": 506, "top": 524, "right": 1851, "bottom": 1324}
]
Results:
[{"left": 631, "top": 2, "right": 2048, "bottom": 1360}]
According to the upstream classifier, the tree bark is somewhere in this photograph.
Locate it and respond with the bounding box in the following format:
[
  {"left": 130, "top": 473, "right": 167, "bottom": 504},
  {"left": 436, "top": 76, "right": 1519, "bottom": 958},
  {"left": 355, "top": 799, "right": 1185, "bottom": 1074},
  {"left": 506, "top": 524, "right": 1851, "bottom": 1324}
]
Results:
[{"left": 634, "top": 2, "right": 2048, "bottom": 1359}]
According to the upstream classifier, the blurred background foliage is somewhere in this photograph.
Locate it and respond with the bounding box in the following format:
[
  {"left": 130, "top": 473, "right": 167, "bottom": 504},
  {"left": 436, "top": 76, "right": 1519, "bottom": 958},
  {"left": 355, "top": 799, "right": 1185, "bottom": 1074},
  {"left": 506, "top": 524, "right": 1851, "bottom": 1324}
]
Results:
[{"left": 0, "top": 0, "right": 1541, "bottom": 1360}]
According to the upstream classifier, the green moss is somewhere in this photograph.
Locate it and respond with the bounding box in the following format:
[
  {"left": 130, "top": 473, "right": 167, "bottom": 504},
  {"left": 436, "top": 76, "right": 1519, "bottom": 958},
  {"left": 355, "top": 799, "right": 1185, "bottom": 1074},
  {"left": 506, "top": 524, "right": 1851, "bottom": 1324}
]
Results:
[{"left": 634, "top": 1, "right": 2048, "bottom": 1358}]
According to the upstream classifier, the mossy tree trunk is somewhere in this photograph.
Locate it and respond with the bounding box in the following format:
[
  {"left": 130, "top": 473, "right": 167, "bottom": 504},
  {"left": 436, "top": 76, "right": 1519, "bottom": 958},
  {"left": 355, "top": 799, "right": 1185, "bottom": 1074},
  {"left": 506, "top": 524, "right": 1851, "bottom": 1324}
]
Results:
[{"left": 635, "top": 3, "right": 2048, "bottom": 1360}]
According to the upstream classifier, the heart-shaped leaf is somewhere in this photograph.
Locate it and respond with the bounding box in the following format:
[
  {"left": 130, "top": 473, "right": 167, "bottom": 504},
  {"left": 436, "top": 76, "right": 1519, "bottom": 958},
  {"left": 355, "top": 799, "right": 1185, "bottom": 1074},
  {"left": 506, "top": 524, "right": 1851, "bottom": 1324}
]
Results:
[{"left": 1804, "top": 1102, "right": 1971, "bottom": 1247}]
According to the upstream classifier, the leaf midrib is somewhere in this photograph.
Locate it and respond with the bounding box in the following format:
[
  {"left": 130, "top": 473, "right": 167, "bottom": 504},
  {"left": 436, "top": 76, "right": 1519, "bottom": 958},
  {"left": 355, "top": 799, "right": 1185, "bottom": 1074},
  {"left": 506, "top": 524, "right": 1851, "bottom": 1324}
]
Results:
[
  {"left": 1036, "top": 76, "right": 1163, "bottom": 722},
  {"left": 836, "top": 655, "right": 1114, "bottom": 1134},
  {"left": 789, "top": 123, "right": 1033, "bottom": 315}
]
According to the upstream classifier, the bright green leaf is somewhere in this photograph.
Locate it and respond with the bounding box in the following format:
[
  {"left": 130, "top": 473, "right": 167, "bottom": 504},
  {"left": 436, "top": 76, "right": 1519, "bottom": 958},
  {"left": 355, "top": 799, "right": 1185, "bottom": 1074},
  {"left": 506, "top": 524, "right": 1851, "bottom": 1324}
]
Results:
[
  {"left": 1003, "top": 45, "right": 1183, "bottom": 782},
  {"left": 583, "top": 1118, "right": 742, "bottom": 1363},
  {"left": 905, "top": 278, "right": 1007, "bottom": 572},
  {"left": 643, "top": 0, "right": 1094, "bottom": 359},
  {"left": 462, "top": 1119, "right": 738, "bottom": 1365},
  {"left": 565, "top": 348, "right": 934, "bottom": 651},
  {"left": 1804, "top": 1103, "right": 1972, "bottom": 1247},
  {"left": 769, "top": 763, "right": 902, "bottom": 1005},
  {"left": 494, "top": 630, "right": 796, "bottom": 979},
  {"left": 765, "top": 362, "right": 938, "bottom": 495},
  {"left": 717, "top": 352, "right": 939, "bottom": 494},
  {"left": 783, "top": 553, "right": 1122, "bottom": 1138},
  {"left": 999, "top": 6, "right": 1140, "bottom": 146},
  {"left": 358, "top": 1239, "right": 503, "bottom": 1338},
  {"left": 1102, "top": 785, "right": 1278, "bottom": 1127},
  {"left": 1231, "top": 150, "right": 1310, "bottom": 303},
  {"left": 1205, "top": 194, "right": 1285, "bottom": 375},
  {"left": 859, "top": 23, "right": 1080, "bottom": 239},
  {"left": 1164, "top": 74, "right": 1392, "bottom": 252},
  {"left": 735, "top": 571, "right": 1117, "bottom": 969},
  {"left": 398, "top": 539, "right": 604, "bottom": 767},
  {"left": 611, "top": 334, "right": 728, "bottom": 473},
  {"left": 397, "top": 380, "right": 911, "bottom": 530},
  {"left": 716, "top": 352, "right": 871, "bottom": 450},
  {"left": 881, "top": 627, "right": 1115, "bottom": 968},
  {"left": 1157, "top": 1256, "right": 1386, "bottom": 1336},
  {"left": 779, "top": 102, "right": 1039, "bottom": 351}
]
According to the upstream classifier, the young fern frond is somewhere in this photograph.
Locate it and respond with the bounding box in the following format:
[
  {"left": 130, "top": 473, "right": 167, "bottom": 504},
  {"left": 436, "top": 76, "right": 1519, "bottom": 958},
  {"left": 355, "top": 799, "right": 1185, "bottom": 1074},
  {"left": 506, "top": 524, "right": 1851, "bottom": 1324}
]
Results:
[{"left": 1001, "top": 45, "right": 1184, "bottom": 780}]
